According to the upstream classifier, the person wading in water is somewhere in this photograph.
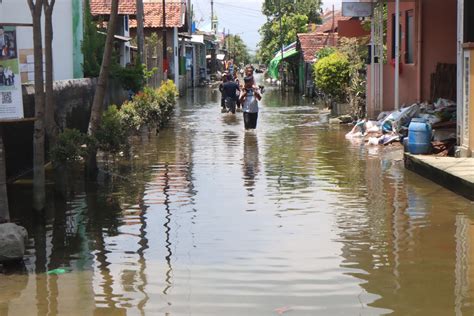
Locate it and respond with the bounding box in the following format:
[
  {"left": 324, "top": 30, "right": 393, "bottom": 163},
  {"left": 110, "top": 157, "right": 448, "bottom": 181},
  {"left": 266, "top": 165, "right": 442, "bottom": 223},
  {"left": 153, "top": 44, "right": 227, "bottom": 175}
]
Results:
[
  {"left": 221, "top": 73, "right": 240, "bottom": 114},
  {"left": 239, "top": 76, "right": 262, "bottom": 129}
]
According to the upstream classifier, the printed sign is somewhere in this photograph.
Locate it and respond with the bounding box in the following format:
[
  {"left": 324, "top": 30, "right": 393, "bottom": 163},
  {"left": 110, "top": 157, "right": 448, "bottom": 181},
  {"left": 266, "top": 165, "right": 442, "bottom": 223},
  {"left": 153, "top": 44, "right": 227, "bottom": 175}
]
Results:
[
  {"left": 0, "top": 26, "right": 23, "bottom": 119},
  {"left": 342, "top": 2, "right": 373, "bottom": 17}
]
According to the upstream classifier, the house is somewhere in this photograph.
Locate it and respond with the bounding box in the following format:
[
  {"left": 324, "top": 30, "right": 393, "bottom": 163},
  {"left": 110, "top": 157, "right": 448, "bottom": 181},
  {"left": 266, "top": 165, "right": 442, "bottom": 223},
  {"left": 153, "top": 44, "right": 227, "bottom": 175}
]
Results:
[
  {"left": 297, "top": 32, "right": 338, "bottom": 96},
  {"left": 0, "top": 0, "right": 84, "bottom": 80},
  {"left": 296, "top": 9, "right": 369, "bottom": 96},
  {"left": 317, "top": 9, "right": 369, "bottom": 38},
  {"left": 366, "top": 0, "right": 474, "bottom": 157},
  {"left": 90, "top": 0, "right": 135, "bottom": 67},
  {"left": 128, "top": 0, "right": 190, "bottom": 92}
]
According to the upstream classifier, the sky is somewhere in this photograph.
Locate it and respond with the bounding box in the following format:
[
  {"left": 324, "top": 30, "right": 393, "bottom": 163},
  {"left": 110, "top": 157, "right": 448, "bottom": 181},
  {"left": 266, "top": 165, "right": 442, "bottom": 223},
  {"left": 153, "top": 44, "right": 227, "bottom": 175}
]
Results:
[{"left": 192, "top": 0, "right": 342, "bottom": 54}]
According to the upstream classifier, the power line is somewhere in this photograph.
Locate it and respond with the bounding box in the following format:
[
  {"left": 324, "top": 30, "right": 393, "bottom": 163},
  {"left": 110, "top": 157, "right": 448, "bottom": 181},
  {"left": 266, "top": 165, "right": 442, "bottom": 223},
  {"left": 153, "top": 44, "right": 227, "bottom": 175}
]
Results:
[{"left": 213, "top": 2, "right": 263, "bottom": 17}]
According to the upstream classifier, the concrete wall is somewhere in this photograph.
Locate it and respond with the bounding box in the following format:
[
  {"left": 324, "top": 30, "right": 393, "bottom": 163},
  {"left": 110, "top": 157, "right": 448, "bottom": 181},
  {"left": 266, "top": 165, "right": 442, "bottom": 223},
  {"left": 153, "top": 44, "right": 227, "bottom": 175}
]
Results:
[
  {"left": 0, "top": 0, "right": 78, "bottom": 81},
  {"left": 4, "top": 79, "right": 127, "bottom": 179}
]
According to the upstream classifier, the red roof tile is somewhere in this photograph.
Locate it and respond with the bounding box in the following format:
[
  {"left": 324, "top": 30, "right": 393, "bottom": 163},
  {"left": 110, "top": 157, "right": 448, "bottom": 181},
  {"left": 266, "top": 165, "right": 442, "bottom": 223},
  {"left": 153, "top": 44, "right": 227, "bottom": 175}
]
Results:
[
  {"left": 90, "top": 0, "right": 136, "bottom": 15},
  {"left": 130, "top": 2, "right": 185, "bottom": 29},
  {"left": 297, "top": 32, "right": 339, "bottom": 62}
]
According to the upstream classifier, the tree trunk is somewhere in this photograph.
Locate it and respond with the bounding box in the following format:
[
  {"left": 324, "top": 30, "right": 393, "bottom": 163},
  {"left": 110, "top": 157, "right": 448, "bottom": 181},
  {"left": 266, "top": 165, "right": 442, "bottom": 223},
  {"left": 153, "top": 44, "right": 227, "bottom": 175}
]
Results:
[
  {"left": 136, "top": 0, "right": 145, "bottom": 62},
  {"left": 0, "top": 127, "right": 9, "bottom": 221},
  {"left": 44, "top": 0, "right": 58, "bottom": 150},
  {"left": 86, "top": 0, "right": 119, "bottom": 177},
  {"left": 27, "top": 0, "right": 46, "bottom": 212}
]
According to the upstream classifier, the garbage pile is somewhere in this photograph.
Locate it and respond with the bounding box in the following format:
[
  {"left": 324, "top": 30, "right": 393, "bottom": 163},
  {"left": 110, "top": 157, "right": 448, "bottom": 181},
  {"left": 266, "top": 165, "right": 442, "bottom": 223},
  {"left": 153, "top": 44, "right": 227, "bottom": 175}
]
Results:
[{"left": 345, "top": 98, "right": 457, "bottom": 155}]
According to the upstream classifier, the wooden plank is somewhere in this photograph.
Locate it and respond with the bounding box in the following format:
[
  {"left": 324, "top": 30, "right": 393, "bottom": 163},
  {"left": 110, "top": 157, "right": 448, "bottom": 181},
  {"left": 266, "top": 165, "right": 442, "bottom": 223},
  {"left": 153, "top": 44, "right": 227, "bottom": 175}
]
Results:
[
  {"left": 0, "top": 118, "right": 36, "bottom": 124},
  {"left": 0, "top": 23, "right": 33, "bottom": 27}
]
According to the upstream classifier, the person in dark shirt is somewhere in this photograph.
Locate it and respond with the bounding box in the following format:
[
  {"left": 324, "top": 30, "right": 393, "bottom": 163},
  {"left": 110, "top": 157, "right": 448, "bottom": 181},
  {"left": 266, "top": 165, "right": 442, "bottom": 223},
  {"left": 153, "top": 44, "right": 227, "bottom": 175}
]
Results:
[
  {"left": 218, "top": 73, "right": 228, "bottom": 111},
  {"left": 221, "top": 75, "right": 240, "bottom": 114}
]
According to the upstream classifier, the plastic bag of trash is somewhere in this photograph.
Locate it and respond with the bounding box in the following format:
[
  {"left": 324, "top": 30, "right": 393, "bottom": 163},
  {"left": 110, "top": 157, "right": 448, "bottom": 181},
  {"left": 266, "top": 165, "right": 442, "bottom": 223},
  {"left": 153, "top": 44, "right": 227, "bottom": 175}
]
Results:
[
  {"left": 434, "top": 98, "right": 456, "bottom": 109},
  {"left": 419, "top": 113, "right": 441, "bottom": 125},
  {"left": 381, "top": 103, "right": 420, "bottom": 133},
  {"left": 377, "top": 111, "right": 393, "bottom": 122},
  {"left": 367, "top": 137, "right": 380, "bottom": 145},
  {"left": 366, "top": 120, "right": 381, "bottom": 133}
]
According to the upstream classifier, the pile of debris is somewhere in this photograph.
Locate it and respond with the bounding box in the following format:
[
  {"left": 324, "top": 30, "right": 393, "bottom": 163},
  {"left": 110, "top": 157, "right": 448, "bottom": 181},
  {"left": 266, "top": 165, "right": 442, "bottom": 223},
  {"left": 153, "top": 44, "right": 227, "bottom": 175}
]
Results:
[{"left": 345, "top": 98, "right": 457, "bottom": 155}]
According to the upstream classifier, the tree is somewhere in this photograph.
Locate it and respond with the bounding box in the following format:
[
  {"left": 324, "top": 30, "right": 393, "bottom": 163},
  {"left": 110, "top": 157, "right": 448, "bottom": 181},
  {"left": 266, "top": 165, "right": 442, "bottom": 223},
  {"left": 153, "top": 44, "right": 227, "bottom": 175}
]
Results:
[
  {"left": 136, "top": 0, "right": 145, "bottom": 61},
  {"left": 262, "top": 0, "right": 322, "bottom": 24},
  {"left": 338, "top": 37, "right": 369, "bottom": 118},
  {"left": 82, "top": 0, "right": 106, "bottom": 77},
  {"left": 258, "top": 0, "right": 322, "bottom": 70},
  {"left": 257, "top": 14, "right": 308, "bottom": 65},
  {"left": 87, "top": 0, "right": 120, "bottom": 176},
  {"left": 27, "top": 0, "right": 46, "bottom": 212},
  {"left": 227, "top": 34, "right": 251, "bottom": 66},
  {"left": 43, "top": 0, "right": 59, "bottom": 149}
]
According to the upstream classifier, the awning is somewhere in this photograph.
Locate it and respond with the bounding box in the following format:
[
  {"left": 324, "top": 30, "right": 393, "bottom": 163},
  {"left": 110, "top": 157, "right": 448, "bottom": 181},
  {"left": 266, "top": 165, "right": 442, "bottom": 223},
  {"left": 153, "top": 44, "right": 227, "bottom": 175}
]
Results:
[
  {"left": 268, "top": 43, "right": 298, "bottom": 79},
  {"left": 97, "top": 31, "right": 131, "bottom": 42},
  {"left": 206, "top": 54, "right": 225, "bottom": 61}
]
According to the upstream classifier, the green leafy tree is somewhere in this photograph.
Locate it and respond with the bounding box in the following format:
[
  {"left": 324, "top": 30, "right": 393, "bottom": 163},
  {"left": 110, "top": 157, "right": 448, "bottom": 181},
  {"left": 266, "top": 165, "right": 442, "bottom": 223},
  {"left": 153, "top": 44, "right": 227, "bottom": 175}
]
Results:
[
  {"left": 227, "top": 34, "right": 251, "bottom": 66},
  {"left": 82, "top": 0, "right": 105, "bottom": 77},
  {"left": 257, "top": 13, "right": 308, "bottom": 65},
  {"left": 338, "top": 37, "right": 369, "bottom": 118},
  {"left": 313, "top": 52, "right": 350, "bottom": 102},
  {"left": 262, "top": 0, "right": 322, "bottom": 24}
]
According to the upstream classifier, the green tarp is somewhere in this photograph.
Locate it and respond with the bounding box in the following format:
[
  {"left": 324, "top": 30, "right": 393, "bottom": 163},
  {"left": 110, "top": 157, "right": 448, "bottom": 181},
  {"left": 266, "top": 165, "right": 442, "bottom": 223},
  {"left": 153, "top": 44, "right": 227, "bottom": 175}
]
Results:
[{"left": 268, "top": 47, "right": 298, "bottom": 79}]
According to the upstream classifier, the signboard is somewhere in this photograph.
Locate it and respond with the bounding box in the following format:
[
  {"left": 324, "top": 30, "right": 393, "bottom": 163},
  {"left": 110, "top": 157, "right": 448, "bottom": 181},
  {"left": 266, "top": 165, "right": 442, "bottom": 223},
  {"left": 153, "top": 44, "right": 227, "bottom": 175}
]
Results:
[
  {"left": 0, "top": 26, "right": 23, "bottom": 119},
  {"left": 342, "top": 2, "right": 373, "bottom": 17}
]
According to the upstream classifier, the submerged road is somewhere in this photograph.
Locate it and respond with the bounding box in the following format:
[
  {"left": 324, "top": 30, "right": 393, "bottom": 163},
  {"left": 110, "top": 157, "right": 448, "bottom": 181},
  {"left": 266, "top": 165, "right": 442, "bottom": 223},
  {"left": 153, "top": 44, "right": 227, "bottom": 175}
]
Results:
[{"left": 2, "top": 79, "right": 474, "bottom": 315}]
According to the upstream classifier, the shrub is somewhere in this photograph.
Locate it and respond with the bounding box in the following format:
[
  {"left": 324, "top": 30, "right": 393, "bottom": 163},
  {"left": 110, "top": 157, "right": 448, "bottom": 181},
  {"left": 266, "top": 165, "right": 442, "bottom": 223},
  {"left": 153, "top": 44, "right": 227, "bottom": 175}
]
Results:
[
  {"left": 313, "top": 52, "right": 350, "bottom": 103},
  {"left": 315, "top": 47, "right": 336, "bottom": 60},
  {"left": 50, "top": 129, "right": 90, "bottom": 164},
  {"left": 132, "top": 87, "right": 162, "bottom": 125},
  {"left": 119, "top": 101, "right": 143, "bottom": 132},
  {"left": 156, "top": 80, "right": 178, "bottom": 121},
  {"left": 95, "top": 105, "right": 127, "bottom": 154},
  {"left": 112, "top": 62, "right": 157, "bottom": 94}
]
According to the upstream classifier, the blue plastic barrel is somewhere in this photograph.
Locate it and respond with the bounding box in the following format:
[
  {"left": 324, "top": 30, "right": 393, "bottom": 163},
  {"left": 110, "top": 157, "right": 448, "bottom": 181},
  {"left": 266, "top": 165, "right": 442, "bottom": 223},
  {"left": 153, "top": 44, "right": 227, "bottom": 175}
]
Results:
[{"left": 408, "top": 118, "right": 432, "bottom": 154}]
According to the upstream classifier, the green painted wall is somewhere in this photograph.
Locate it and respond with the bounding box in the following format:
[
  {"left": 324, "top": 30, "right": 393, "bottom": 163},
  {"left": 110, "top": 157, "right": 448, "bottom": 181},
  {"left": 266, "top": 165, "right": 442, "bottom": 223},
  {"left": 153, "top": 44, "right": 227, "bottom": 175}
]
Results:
[{"left": 72, "top": 0, "right": 84, "bottom": 78}]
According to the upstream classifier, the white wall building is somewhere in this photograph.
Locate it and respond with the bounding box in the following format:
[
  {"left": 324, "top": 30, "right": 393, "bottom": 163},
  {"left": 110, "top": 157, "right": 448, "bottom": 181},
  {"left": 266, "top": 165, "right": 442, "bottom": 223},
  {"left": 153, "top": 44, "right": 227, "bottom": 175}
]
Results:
[{"left": 0, "top": 0, "right": 83, "bottom": 81}]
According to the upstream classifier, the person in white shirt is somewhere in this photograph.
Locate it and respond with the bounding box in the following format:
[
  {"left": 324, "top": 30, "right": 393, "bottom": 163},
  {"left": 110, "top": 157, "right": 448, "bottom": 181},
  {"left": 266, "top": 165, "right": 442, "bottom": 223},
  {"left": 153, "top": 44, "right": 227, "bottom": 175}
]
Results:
[{"left": 239, "top": 76, "right": 262, "bottom": 130}]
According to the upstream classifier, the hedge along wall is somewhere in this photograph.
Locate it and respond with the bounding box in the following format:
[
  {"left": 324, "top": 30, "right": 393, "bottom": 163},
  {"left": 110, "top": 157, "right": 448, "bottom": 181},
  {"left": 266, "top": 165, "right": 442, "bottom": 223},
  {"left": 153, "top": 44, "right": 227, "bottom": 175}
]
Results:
[{"left": 4, "top": 78, "right": 127, "bottom": 180}]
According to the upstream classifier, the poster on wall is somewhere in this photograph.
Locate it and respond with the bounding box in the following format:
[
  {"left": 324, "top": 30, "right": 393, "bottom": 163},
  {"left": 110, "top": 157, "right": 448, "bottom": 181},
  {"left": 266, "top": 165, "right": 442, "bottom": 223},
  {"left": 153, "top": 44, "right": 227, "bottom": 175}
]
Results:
[{"left": 0, "top": 26, "right": 24, "bottom": 119}]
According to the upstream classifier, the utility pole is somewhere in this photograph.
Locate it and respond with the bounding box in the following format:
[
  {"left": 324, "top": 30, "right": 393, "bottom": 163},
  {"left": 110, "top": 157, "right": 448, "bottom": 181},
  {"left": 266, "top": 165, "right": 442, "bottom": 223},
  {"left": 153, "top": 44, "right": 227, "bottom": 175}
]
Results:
[
  {"left": 395, "top": 0, "right": 400, "bottom": 110},
  {"left": 279, "top": 0, "right": 284, "bottom": 90},
  {"left": 162, "top": 0, "right": 167, "bottom": 80},
  {"left": 211, "top": 0, "right": 214, "bottom": 33},
  {"left": 331, "top": 4, "right": 335, "bottom": 46}
]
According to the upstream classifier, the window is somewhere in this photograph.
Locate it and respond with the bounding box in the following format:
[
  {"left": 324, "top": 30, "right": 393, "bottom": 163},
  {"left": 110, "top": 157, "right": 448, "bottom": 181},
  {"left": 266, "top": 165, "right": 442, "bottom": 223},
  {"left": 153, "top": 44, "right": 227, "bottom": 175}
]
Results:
[
  {"left": 406, "top": 10, "right": 414, "bottom": 63},
  {"left": 465, "top": 0, "right": 474, "bottom": 43},
  {"left": 124, "top": 15, "right": 129, "bottom": 32}
]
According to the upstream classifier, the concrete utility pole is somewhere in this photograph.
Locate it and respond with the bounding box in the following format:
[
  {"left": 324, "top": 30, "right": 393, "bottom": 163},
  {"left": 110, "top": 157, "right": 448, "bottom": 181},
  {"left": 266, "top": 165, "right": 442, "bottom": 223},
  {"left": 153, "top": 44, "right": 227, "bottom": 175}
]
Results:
[
  {"left": 211, "top": 0, "right": 214, "bottom": 33},
  {"left": 162, "top": 0, "right": 167, "bottom": 79},
  {"left": 395, "top": 0, "right": 400, "bottom": 110},
  {"left": 279, "top": 0, "right": 284, "bottom": 89}
]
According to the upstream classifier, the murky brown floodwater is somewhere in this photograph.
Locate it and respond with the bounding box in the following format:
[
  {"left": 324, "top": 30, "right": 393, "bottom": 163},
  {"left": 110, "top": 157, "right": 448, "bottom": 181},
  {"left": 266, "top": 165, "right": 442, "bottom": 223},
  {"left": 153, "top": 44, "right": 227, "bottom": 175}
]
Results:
[{"left": 2, "top": 77, "right": 474, "bottom": 315}]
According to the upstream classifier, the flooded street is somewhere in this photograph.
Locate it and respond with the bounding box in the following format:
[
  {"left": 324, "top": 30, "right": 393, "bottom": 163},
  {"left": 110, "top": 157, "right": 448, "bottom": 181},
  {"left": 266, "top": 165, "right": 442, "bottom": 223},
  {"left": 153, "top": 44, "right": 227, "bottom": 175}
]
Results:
[{"left": 2, "top": 80, "right": 474, "bottom": 315}]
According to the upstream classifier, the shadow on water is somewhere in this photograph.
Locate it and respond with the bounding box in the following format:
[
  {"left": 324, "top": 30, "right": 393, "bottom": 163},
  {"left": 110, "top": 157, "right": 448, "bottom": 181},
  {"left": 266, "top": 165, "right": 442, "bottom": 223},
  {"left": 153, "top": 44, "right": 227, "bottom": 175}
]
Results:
[{"left": 1, "top": 81, "right": 474, "bottom": 315}]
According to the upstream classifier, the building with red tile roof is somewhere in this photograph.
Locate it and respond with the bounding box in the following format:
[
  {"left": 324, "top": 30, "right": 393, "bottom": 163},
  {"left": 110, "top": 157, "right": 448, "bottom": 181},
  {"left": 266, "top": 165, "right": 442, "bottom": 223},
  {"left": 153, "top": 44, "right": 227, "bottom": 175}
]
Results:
[
  {"left": 297, "top": 32, "right": 338, "bottom": 63},
  {"left": 129, "top": 2, "right": 186, "bottom": 29},
  {"left": 89, "top": 0, "right": 136, "bottom": 16}
]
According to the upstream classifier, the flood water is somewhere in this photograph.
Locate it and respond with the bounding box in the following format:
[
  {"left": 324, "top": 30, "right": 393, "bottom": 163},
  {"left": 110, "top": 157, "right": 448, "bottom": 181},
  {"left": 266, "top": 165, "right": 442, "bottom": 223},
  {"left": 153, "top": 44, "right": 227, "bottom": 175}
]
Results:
[{"left": 2, "top": 79, "right": 474, "bottom": 315}]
